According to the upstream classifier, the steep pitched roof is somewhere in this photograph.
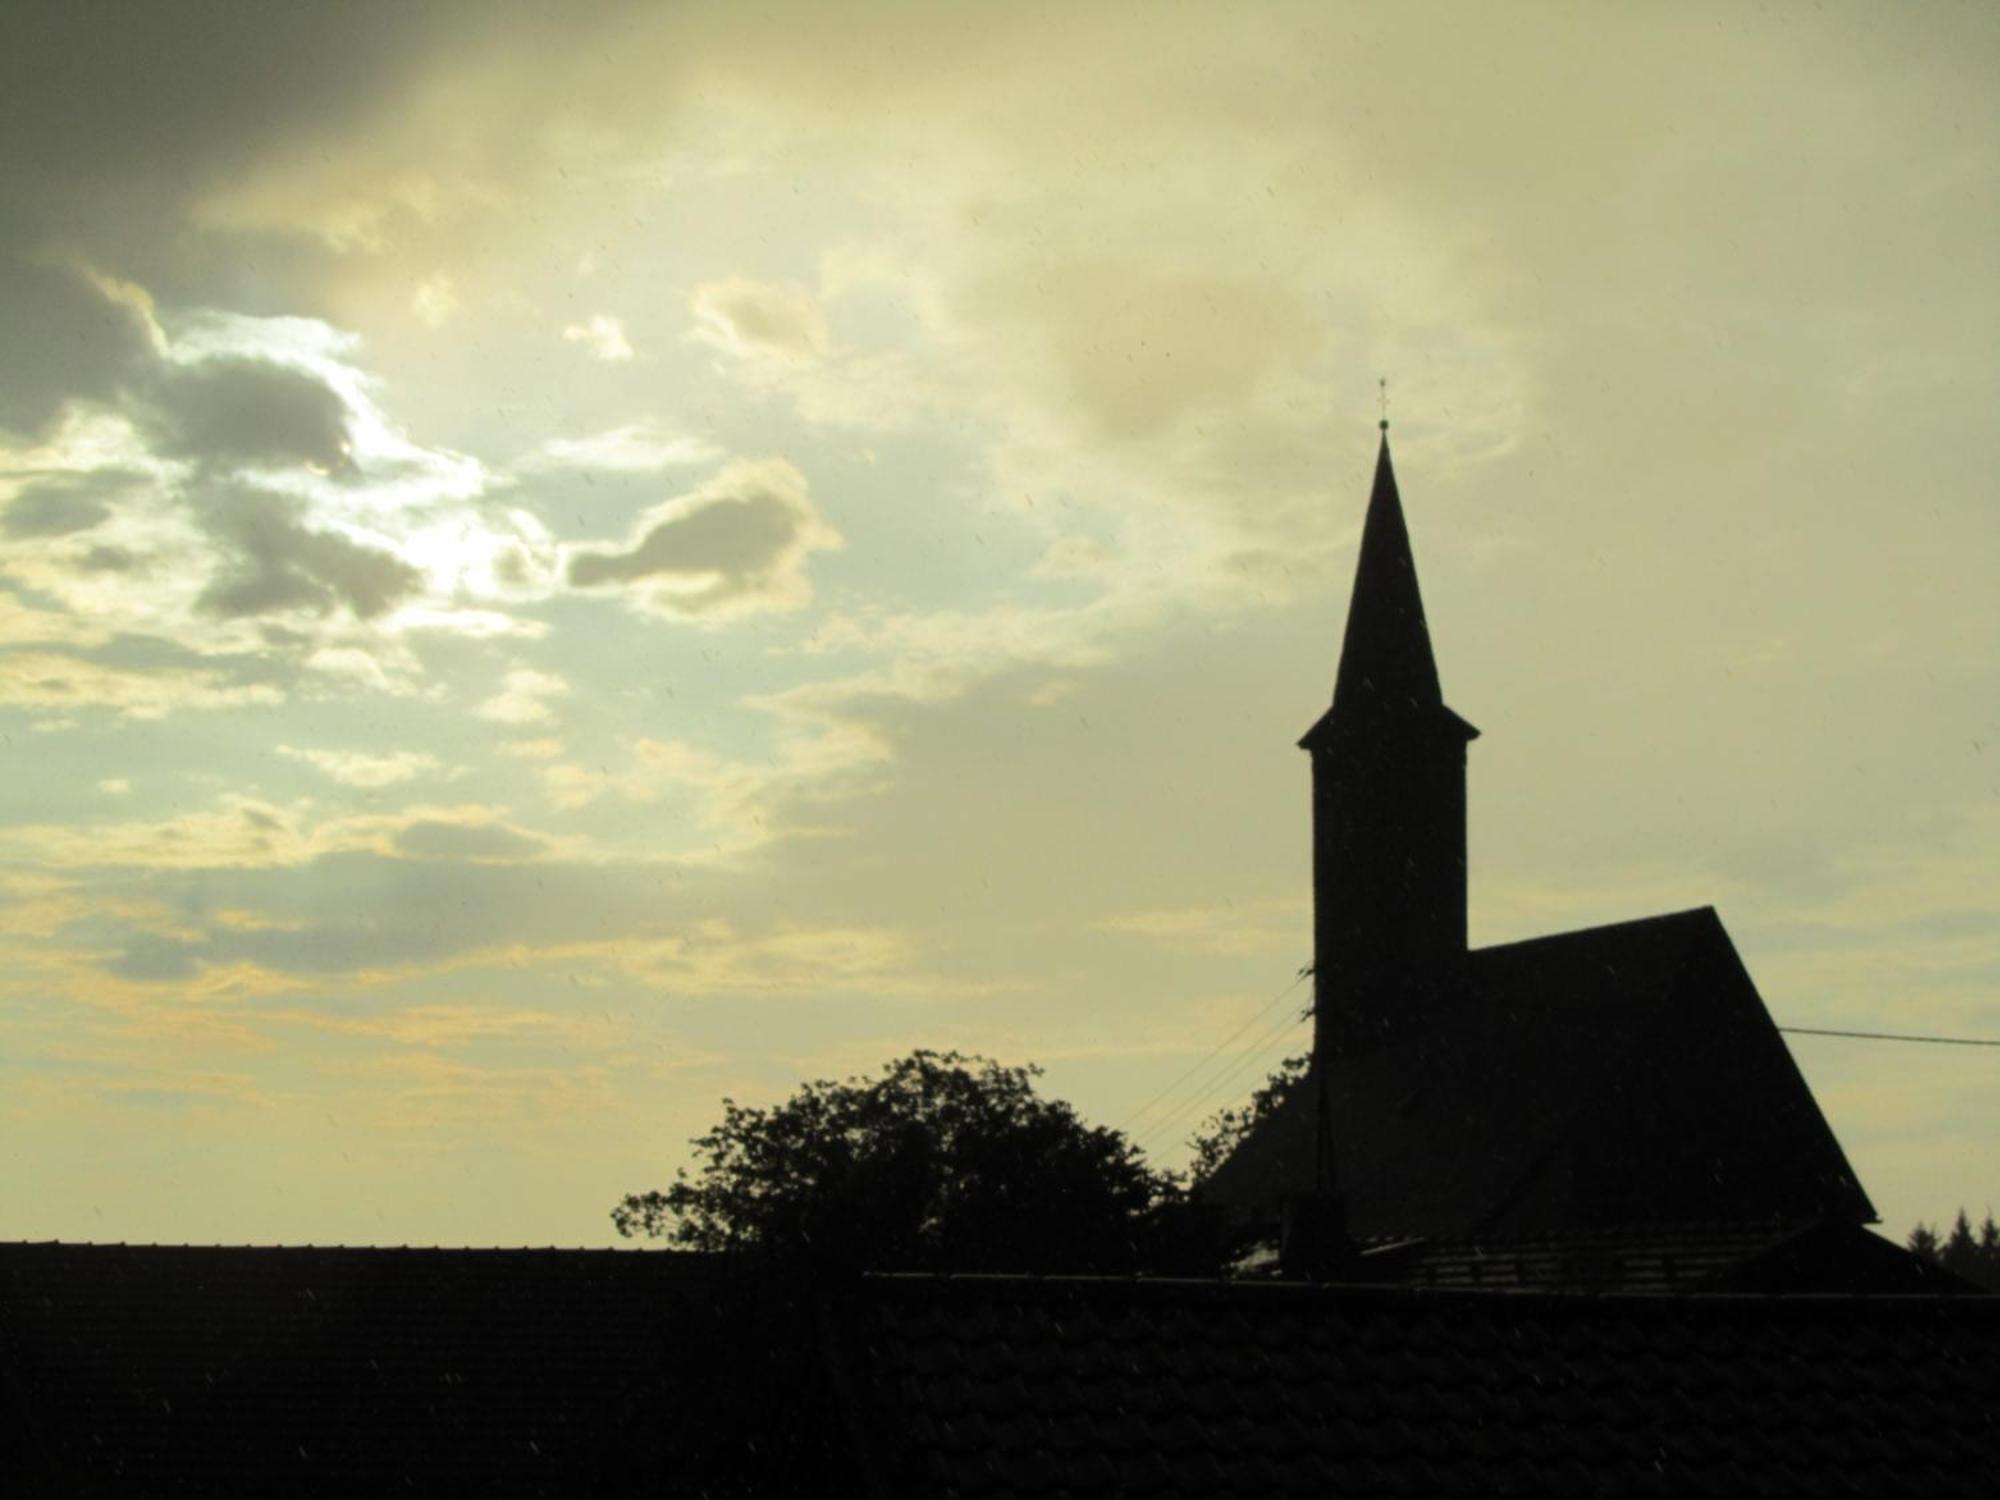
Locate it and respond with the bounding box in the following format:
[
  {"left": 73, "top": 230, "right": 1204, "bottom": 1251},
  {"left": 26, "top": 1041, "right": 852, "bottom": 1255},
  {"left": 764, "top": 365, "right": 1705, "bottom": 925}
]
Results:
[
  {"left": 843, "top": 1274, "right": 2000, "bottom": 1496},
  {"left": 1199, "top": 908, "right": 1875, "bottom": 1238}
]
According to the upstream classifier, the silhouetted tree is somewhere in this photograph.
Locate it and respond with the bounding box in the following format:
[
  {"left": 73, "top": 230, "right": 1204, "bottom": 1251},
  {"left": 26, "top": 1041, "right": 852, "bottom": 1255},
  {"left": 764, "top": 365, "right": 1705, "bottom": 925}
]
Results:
[
  {"left": 1187, "top": 1051, "right": 1309, "bottom": 1184},
  {"left": 614, "top": 1049, "right": 1208, "bottom": 1273},
  {"left": 1943, "top": 1209, "right": 1979, "bottom": 1280},
  {"left": 1906, "top": 1208, "right": 2000, "bottom": 1290}
]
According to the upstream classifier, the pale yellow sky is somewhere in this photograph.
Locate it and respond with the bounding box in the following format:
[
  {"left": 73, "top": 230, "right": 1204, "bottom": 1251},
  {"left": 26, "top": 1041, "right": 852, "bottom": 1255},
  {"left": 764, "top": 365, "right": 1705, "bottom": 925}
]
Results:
[{"left": 1, "top": 1, "right": 1995, "bottom": 1245}]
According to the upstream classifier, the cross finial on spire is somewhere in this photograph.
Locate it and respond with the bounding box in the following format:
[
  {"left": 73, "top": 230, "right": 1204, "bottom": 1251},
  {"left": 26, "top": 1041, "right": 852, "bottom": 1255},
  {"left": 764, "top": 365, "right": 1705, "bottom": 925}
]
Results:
[{"left": 1378, "top": 377, "right": 1389, "bottom": 433}]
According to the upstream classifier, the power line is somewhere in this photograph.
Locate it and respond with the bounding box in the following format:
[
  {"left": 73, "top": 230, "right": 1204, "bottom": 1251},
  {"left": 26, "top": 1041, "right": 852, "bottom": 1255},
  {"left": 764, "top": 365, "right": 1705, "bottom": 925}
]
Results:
[
  {"left": 1780, "top": 1025, "right": 2000, "bottom": 1048},
  {"left": 1136, "top": 1001, "right": 1311, "bottom": 1155},
  {"left": 1119, "top": 964, "right": 1999, "bottom": 1162},
  {"left": 1158, "top": 1011, "right": 1308, "bottom": 1145},
  {"left": 1127, "top": 976, "right": 1308, "bottom": 1147},
  {"left": 1117, "top": 965, "right": 1310, "bottom": 1138}
]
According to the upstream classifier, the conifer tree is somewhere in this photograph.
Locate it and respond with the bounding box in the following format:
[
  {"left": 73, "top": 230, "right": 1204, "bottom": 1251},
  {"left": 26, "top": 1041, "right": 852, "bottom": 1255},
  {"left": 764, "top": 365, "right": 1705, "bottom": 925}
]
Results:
[
  {"left": 1905, "top": 1208, "right": 2000, "bottom": 1290},
  {"left": 1943, "top": 1208, "right": 1978, "bottom": 1279}
]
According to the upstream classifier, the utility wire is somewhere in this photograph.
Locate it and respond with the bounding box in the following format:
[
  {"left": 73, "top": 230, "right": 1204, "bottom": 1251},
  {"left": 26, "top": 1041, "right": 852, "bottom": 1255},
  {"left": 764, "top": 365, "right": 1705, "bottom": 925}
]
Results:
[
  {"left": 1156, "top": 1010, "right": 1309, "bottom": 1145},
  {"left": 1135, "top": 1013, "right": 2000, "bottom": 1158},
  {"left": 1117, "top": 965, "right": 1311, "bottom": 1138},
  {"left": 1780, "top": 1026, "right": 2000, "bottom": 1048},
  {"left": 1119, "top": 963, "right": 1999, "bottom": 1162},
  {"left": 1136, "top": 1001, "right": 1311, "bottom": 1154},
  {"left": 1130, "top": 991, "right": 1309, "bottom": 1154}
]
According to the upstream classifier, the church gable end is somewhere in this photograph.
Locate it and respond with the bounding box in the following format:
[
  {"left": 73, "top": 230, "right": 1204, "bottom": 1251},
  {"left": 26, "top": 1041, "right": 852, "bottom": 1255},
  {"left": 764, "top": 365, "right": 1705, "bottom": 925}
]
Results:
[{"left": 1475, "top": 909, "right": 1874, "bottom": 1236}]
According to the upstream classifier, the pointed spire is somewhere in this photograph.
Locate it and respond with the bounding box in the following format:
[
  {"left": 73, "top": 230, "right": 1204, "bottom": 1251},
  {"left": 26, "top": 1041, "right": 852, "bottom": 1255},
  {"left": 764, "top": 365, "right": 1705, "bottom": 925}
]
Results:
[
  {"left": 1299, "top": 424, "right": 1475, "bottom": 751},
  {"left": 1332, "top": 427, "right": 1441, "bottom": 715}
]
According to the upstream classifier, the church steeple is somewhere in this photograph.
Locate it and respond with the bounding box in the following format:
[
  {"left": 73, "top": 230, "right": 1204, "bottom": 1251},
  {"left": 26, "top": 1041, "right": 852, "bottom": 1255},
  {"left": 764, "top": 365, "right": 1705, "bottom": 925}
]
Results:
[
  {"left": 1331, "top": 431, "right": 1441, "bottom": 715},
  {"left": 1302, "top": 427, "right": 1477, "bottom": 1063},
  {"left": 1303, "top": 428, "right": 1468, "bottom": 744}
]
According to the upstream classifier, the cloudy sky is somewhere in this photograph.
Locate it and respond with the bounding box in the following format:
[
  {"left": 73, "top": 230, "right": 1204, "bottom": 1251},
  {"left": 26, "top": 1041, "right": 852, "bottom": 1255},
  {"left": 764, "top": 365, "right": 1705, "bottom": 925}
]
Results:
[{"left": 2, "top": 1, "right": 1995, "bottom": 1247}]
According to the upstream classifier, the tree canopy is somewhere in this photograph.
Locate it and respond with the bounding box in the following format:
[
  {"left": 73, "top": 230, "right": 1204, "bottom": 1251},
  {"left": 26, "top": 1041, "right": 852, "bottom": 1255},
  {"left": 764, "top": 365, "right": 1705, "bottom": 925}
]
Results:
[
  {"left": 1907, "top": 1208, "right": 2000, "bottom": 1291},
  {"left": 614, "top": 1049, "right": 1200, "bottom": 1273},
  {"left": 1187, "top": 1050, "right": 1309, "bottom": 1186}
]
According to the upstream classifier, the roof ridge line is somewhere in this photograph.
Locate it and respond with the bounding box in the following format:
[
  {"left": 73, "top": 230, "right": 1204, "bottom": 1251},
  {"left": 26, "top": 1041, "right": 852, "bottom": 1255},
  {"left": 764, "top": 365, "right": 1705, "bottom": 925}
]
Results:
[{"left": 1470, "top": 905, "right": 1720, "bottom": 958}]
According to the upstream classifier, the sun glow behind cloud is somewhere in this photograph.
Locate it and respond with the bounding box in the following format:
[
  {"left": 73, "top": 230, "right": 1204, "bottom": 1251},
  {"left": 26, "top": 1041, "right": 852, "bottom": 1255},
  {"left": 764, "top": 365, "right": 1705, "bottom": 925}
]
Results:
[{"left": 0, "top": 0, "right": 1996, "bottom": 1247}]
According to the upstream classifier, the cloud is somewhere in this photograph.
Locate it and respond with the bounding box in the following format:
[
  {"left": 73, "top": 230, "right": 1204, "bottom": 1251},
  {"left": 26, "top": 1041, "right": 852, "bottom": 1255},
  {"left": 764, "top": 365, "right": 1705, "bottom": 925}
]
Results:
[
  {"left": 498, "top": 736, "right": 564, "bottom": 761},
  {"left": 0, "top": 588, "right": 111, "bottom": 649},
  {"left": 965, "top": 261, "right": 1320, "bottom": 446},
  {"left": 564, "top": 457, "right": 840, "bottom": 619},
  {"left": 145, "top": 356, "right": 355, "bottom": 473},
  {"left": 411, "top": 274, "right": 458, "bottom": 328},
  {"left": 0, "top": 304, "right": 563, "bottom": 686},
  {"left": 193, "top": 487, "right": 422, "bottom": 621},
  {"left": 277, "top": 745, "right": 443, "bottom": 787},
  {"left": 90, "top": 835, "right": 945, "bottom": 996},
  {"left": 0, "top": 468, "right": 138, "bottom": 538},
  {"left": 6, "top": 795, "right": 322, "bottom": 871},
  {"left": 392, "top": 819, "right": 546, "bottom": 862},
  {"left": 542, "top": 711, "right": 894, "bottom": 850},
  {"left": 0, "top": 652, "right": 283, "bottom": 719},
  {"left": 1097, "top": 899, "right": 1308, "bottom": 959},
  {"left": 476, "top": 667, "right": 568, "bottom": 726},
  {"left": 626, "top": 921, "right": 934, "bottom": 997},
  {"left": 520, "top": 424, "right": 720, "bottom": 473},
  {"left": 543, "top": 737, "right": 751, "bottom": 817},
  {"left": 562, "top": 314, "right": 634, "bottom": 361},
  {"left": 0, "top": 796, "right": 542, "bottom": 873},
  {"left": 1029, "top": 534, "right": 1115, "bottom": 582},
  {"left": 101, "top": 935, "right": 209, "bottom": 985},
  {"left": 0, "top": 259, "right": 157, "bottom": 438},
  {"left": 688, "top": 276, "right": 830, "bottom": 364},
  {"left": 280, "top": 1001, "right": 625, "bottom": 1058}
]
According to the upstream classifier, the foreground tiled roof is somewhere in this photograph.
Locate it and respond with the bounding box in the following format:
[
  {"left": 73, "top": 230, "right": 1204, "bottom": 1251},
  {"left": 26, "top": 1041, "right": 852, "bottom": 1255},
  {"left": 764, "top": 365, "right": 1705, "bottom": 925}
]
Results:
[
  {"left": 1201, "top": 907, "right": 1875, "bottom": 1240},
  {"left": 8, "top": 1244, "right": 1995, "bottom": 1495},
  {"left": 0, "top": 1242, "right": 843, "bottom": 1496},
  {"left": 843, "top": 1274, "right": 2000, "bottom": 1497}
]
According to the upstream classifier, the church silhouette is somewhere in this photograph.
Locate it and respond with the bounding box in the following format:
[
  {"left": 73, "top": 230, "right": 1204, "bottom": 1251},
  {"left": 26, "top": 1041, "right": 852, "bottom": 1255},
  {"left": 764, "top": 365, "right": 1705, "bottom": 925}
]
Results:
[{"left": 1199, "top": 426, "right": 1914, "bottom": 1290}]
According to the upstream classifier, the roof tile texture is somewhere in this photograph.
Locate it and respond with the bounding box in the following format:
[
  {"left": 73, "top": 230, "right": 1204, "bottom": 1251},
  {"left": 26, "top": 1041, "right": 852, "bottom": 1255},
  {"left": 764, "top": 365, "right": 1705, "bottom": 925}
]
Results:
[{"left": 849, "top": 1275, "right": 2000, "bottom": 1497}]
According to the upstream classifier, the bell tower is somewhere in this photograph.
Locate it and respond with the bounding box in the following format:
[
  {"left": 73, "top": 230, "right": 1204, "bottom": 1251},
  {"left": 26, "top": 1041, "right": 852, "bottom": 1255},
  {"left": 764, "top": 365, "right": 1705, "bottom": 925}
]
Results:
[{"left": 1300, "top": 426, "right": 1478, "bottom": 1062}]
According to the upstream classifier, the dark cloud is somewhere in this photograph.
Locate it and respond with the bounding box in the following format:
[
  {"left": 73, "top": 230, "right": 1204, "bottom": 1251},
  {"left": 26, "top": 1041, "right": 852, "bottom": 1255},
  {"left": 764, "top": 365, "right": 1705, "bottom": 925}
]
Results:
[
  {"left": 0, "top": 4, "right": 627, "bottom": 329},
  {"left": 0, "top": 5, "right": 460, "bottom": 451},
  {"left": 0, "top": 259, "right": 155, "bottom": 438},
  {"left": 104, "top": 933, "right": 207, "bottom": 984},
  {"left": 194, "top": 487, "right": 420, "bottom": 621},
  {"left": 569, "top": 492, "right": 799, "bottom": 586},
  {"left": 76, "top": 545, "right": 141, "bottom": 574},
  {"left": 690, "top": 276, "right": 830, "bottom": 362},
  {"left": 147, "top": 357, "right": 354, "bottom": 473},
  {"left": 83, "top": 629, "right": 290, "bottom": 685},
  {"left": 90, "top": 850, "right": 661, "bottom": 980},
  {"left": 0, "top": 468, "right": 138, "bottom": 538},
  {"left": 0, "top": 6, "right": 470, "bottom": 275},
  {"left": 565, "top": 459, "right": 835, "bottom": 616},
  {"left": 393, "top": 820, "right": 547, "bottom": 863}
]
